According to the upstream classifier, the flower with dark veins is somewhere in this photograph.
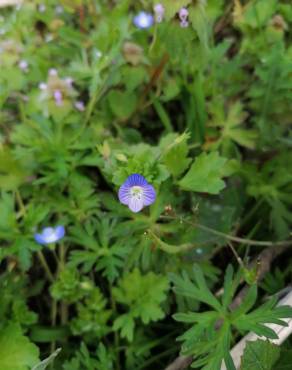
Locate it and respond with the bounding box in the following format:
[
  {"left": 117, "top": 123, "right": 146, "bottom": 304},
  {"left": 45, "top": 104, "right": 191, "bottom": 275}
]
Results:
[
  {"left": 34, "top": 226, "right": 65, "bottom": 245},
  {"left": 118, "top": 174, "right": 156, "bottom": 213}
]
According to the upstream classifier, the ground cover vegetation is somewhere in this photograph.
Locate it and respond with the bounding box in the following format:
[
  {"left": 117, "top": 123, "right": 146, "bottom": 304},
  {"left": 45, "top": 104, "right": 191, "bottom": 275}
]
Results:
[{"left": 1, "top": 0, "right": 292, "bottom": 369}]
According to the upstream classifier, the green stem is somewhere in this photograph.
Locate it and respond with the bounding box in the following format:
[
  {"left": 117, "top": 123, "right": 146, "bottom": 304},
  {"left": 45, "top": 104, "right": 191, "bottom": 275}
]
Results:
[
  {"left": 240, "top": 199, "right": 264, "bottom": 228},
  {"left": 110, "top": 286, "right": 120, "bottom": 370},
  {"left": 15, "top": 189, "right": 26, "bottom": 217},
  {"left": 146, "top": 229, "right": 195, "bottom": 254},
  {"left": 37, "top": 251, "right": 54, "bottom": 283},
  {"left": 227, "top": 241, "right": 245, "bottom": 269},
  {"left": 50, "top": 299, "right": 57, "bottom": 370},
  {"left": 159, "top": 215, "right": 292, "bottom": 247},
  {"left": 137, "top": 346, "right": 180, "bottom": 370},
  {"left": 15, "top": 189, "right": 55, "bottom": 283},
  {"left": 59, "top": 243, "right": 68, "bottom": 325}
]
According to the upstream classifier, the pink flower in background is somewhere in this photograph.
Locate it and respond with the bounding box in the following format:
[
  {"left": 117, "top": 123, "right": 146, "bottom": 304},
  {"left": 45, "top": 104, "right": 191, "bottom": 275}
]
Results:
[
  {"left": 154, "top": 4, "right": 165, "bottom": 23},
  {"left": 179, "top": 7, "right": 189, "bottom": 28},
  {"left": 53, "top": 90, "right": 63, "bottom": 106}
]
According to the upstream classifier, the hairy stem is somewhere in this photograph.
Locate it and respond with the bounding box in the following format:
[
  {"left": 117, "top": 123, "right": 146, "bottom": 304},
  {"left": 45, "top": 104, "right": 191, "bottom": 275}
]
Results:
[{"left": 159, "top": 215, "right": 292, "bottom": 247}]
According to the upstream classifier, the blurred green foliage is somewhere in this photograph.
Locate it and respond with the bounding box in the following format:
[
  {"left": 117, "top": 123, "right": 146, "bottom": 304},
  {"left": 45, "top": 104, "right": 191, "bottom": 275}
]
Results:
[{"left": 0, "top": 0, "right": 292, "bottom": 369}]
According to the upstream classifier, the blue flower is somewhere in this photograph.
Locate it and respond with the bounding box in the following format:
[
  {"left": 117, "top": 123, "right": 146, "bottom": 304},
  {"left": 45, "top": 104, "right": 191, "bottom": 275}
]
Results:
[
  {"left": 133, "top": 11, "right": 154, "bottom": 29},
  {"left": 34, "top": 226, "right": 65, "bottom": 245},
  {"left": 118, "top": 174, "right": 156, "bottom": 213}
]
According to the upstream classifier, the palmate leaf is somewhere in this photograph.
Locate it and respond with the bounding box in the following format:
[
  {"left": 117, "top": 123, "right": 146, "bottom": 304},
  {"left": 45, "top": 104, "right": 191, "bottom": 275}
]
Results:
[
  {"left": 62, "top": 342, "right": 114, "bottom": 370},
  {"left": 108, "top": 90, "right": 137, "bottom": 119},
  {"left": 69, "top": 221, "right": 132, "bottom": 282},
  {"left": 172, "top": 267, "right": 292, "bottom": 370},
  {"left": 240, "top": 340, "right": 280, "bottom": 370},
  {"left": 160, "top": 132, "right": 192, "bottom": 177},
  {"left": 178, "top": 151, "right": 227, "bottom": 194},
  {"left": 215, "top": 102, "right": 258, "bottom": 150},
  {"left": 113, "top": 269, "right": 169, "bottom": 341},
  {"left": 0, "top": 323, "right": 39, "bottom": 370},
  {"left": 170, "top": 265, "right": 222, "bottom": 312},
  {"left": 234, "top": 297, "right": 292, "bottom": 340},
  {"left": 222, "top": 265, "right": 241, "bottom": 310}
]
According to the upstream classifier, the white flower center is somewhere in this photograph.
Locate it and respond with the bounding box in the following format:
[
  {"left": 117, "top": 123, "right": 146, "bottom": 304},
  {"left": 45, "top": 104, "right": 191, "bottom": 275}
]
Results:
[
  {"left": 139, "top": 15, "right": 150, "bottom": 27},
  {"left": 130, "top": 186, "right": 143, "bottom": 200},
  {"left": 42, "top": 227, "right": 57, "bottom": 243}
]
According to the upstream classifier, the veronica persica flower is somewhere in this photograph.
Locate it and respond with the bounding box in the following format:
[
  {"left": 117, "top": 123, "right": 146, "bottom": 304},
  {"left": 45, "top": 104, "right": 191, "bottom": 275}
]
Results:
[
  {"left": 34, "top": 226, "right": 65, "bottom": 245},
  {"left": 133, "top": 11, "right": 154, "bottom": 29},
  {"left": 118, "top": 174, "right": 156, "bottom": 213}
]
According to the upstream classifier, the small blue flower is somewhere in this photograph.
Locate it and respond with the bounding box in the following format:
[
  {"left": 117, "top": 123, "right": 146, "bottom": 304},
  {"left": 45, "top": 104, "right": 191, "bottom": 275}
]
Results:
[
  {"left": 133, "top": 11, "right": 154, "bottom": 29},
  {"left": 34, "top": 226, "right": 65, "bottom": 245},
  {"left": 118, "top": 174, "right": 156, "bottom": 213}
]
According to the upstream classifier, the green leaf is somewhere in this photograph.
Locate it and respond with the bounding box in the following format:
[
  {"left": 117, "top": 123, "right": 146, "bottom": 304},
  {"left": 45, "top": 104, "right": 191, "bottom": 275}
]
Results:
[
  {"left": 189, "top": 3, "right": 209, "bottom": 50},
  {"left": 0, "top": 148, "right": 30, "bottom": 190},
  {"left": 170, "top": 265, "right": 222, "bottom": 312},
  {"left": 178, "top": 151, "right": 227, "bottom": 194},
  {"left": 32, "top": 348, "right": 61, "bottom": 370},
  {"left": 232, "top": 284, "right": 258, "bottom": 318},
  {"left": 30, "top": 326, "right": 70, "bottom": 343},
  {"left": 113, "top": 269, "right": 169, "bottom": 341},
  {"left": 241, "top": 0, "right": 277, "bottom": 29},
  {"left": 273, "top": 349, "right": 292, "bottom": 370},
  {"left": 234, "top": 298, "right": 292, "bottom": 340},
  {"left": 240, "top": 340, "right": 280, "bottom": 370},
  {"left": 0, "top": 323, "right": 39, "bottom": 370},
  {"left": 108, "top": 90, "right": 137, "bottom": 119},
  {"left": 113, "top": 314, "right": 135, "bottom": 342},
  {"left": 161, "top": 132, "right": 192, "bottom": 177},
  {"left": 222, "top": 265, "right": 236, "bottom": 310}
]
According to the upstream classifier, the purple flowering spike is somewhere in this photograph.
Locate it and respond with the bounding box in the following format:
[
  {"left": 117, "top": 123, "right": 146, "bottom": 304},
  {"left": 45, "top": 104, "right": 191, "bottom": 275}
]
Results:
[
  {"left": 19, "top": 60, "right": 28, "bottom": 71},
  {"left": 65, "top": 77, "right": 73, "bottom": 87},
  {"left": 49, "top": 68, "right": 58, "bottom": 76},
  {"left": 74, "top": 101, "right": 85, "bottom": 111},
  {"left": 179, "top": 7, "right": 189, "bottom": 21},
  {"left": 118, "top": 174, "right": 156, "bottom": 213},
  {"left": 133, "top": 11, "right": 154, "bottom": 29},
  {"left": 154, "top": 3, "right": 165, "bottom": 23},
  {"left": 39, "top": 82, "right": 47, "bottom": 90},
  {"left": 53, "top": 90, "right": 63, "bottom": 106},
  {"left": 38, "top": 4, "right": 46, "bottom": 13},
  {"left": 55, "top": 5, "right": 63, "bottom": 14},
  {"left": 180, "top": 20, "right": 189, "bottom": 28},
  {"left": 179, "top": 8, "right": 189, "bottom": 28},
  {"left": 34, "top": 225, "right": 65, "bottom": 245}
]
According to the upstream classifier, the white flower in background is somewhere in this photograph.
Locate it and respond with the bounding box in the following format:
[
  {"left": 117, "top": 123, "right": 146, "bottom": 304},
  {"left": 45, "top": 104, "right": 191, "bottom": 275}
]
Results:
[{"left": 18, "top": 59, "right": 28, "bottom": 72}]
